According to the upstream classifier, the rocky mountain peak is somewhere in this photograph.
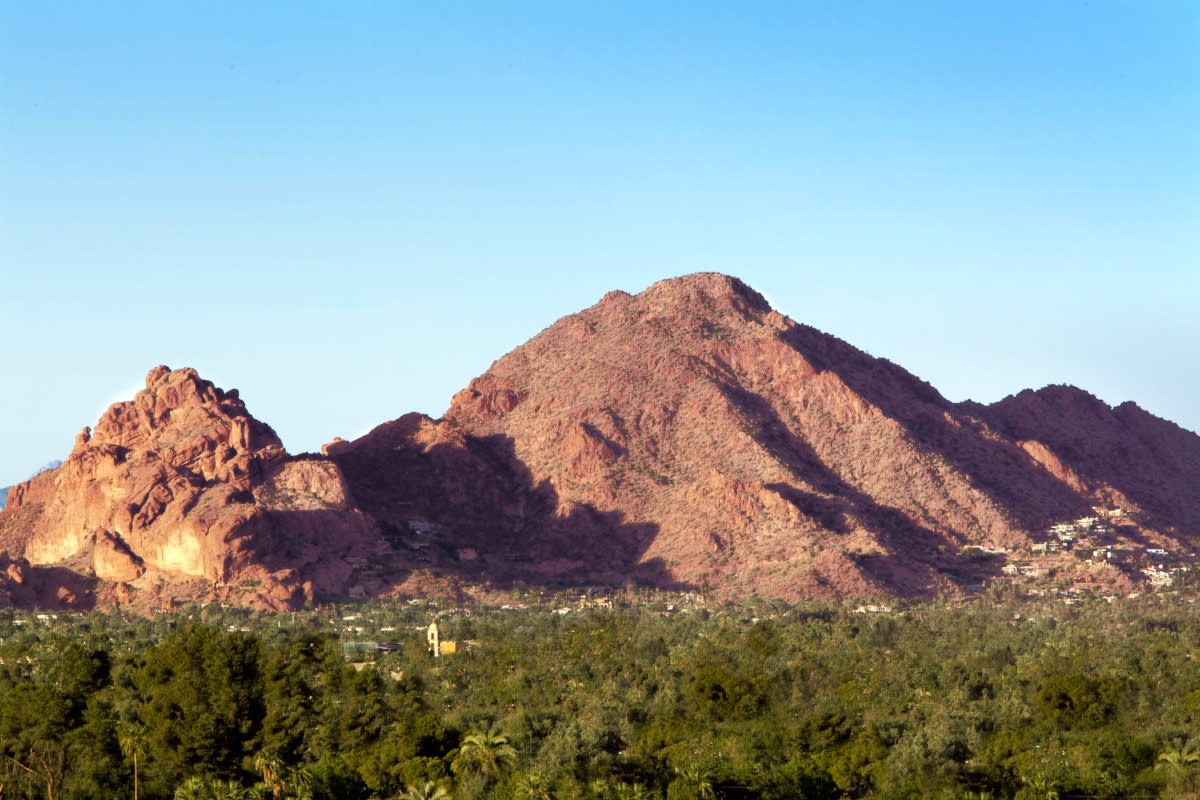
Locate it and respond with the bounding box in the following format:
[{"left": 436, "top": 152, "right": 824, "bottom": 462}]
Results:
[
  {"left": 638, "top": 272, "right": 775, "bottom": 317},
  {"left": 0, "top": 368, "right": 384, "bottom": 611},
  {"left": 85, "top": 366, "right": 282, "bottom": 471}
]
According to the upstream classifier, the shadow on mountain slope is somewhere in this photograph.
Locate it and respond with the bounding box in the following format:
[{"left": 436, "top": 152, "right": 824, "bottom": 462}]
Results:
[
  {"left": 329, "top": 416, "right": 688, "bottom": 593},
  {"left": 714, "top": 379, "right": 1008, "bottom": 595},
  {"left": 982, "top": 387, "right": 1200, "bottom": 539},
  {"left": 780, "top": 324, "right": 1093, "bottom": 532}
]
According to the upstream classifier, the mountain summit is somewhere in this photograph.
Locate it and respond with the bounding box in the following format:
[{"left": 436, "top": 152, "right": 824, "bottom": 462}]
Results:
[
  {"left": 329, "top": 273, "right": 1200, "bottom": 600},
  {"left": 3, "top": 274, "right": 1198, "bottom": 609}
]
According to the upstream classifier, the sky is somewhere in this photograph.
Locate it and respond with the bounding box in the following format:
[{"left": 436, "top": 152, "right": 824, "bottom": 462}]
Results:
[{"left": 1, "top": 1, "right": 1197, "bottom": 487}]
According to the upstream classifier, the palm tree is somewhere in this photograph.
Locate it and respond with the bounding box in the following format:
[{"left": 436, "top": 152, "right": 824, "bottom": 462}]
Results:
[
  {"left": 449, "top": 725, "right": 518, "bottom": 782},
  {"left": 399, "top": 782, "right": 451, "bottom": 800},
  {"left": 613, "top": 784, "right": 653, "bottom": 800},
  {"left": 174, "top": 777, "right": 210, "bottom": 800},
  {"left": 208, "top": 780, "right": 248, "bottom": 800},
  {"left": 253, "top": 751, "right": 284, "bottom": 800},
  {"left": 173, "top": 776, "right": 251, "bottom": 800},
  {"left": 252, "top": 752, "right": 311, "bottom": 800},
  {"left": 1158, "top": 739, "right": 1200, "bottom": 796},
  {"left": 1021, "top": 773, "right": 1060, "bottom": 800},
  {"left": 588, "top": 779, "right": 612, "bottom": 800},
  {"left": 284, "top": 765, "right": 312, "bottom": 800},
  {"left": 515, "top": 771, "right": 553, "bottom": 800},
  {"left": 117, "top": 722, "right": 149, "bottom": 800},
  {"left": 675, "top": 767, "right": 715, "bottom": 800}
]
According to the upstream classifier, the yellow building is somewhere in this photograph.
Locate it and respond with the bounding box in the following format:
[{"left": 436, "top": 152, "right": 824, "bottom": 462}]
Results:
[{"left": 427, "top": 620, "right": 459, "bottom": 657}]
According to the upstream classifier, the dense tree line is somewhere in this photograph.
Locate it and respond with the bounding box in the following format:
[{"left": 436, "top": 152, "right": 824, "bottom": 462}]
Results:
[{"left": 0, "top": 595, "right": 1198, "bottom": 799}]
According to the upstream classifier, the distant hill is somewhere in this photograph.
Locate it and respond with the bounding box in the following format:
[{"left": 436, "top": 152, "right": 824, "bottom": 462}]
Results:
[
  {"left": 0, "top": 486, "right": 7, "bottom": 510},
  {"left": 2, "top": 273, "right": 1199, "bottom": 611}
]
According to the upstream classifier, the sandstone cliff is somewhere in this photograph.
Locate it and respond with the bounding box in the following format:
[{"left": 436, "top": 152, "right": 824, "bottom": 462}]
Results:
[{"left": 0, "top": 367, "right": 386, "bottom": 610}]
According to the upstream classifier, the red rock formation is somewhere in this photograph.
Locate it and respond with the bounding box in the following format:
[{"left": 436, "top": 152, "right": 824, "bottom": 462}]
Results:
[
  {"left": 5, "top": 275, "right": 1198, "bottom": 609},
  {"left": 0, "top": 367, "right": 385, "bottom": 611},
  {"left": 0, "top": 550, "right": 94, "bottom": 610},
  {"left": 332, "top": 273, "right": 1200, "bottom": 601}
]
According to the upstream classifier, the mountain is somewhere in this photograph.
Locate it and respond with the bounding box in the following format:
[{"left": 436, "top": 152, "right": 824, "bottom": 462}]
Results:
[
  {"left": 979, "top": 387, "right": 1200, "bottom": 537},
  {"left": 3, "top": 274, "right": 1198, "bottom": 610},
  {"left": 329, "top": 273, "right": 1199, "bottom": 601},
  {"left": 0, "top": 366, "right": 386, "bottom": 610}
]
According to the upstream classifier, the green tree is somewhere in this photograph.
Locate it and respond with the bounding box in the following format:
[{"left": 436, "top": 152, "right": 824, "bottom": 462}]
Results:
[
  {"left": 254, "top": 750, "right": 285, "bottom": 799},
  {"left": 666, "top": 767, "right": 714, "bottom": 800},
  {"left": 1015, "top": 773, "right": 1060, "bottom": 800},
  {"left": 1157, "top": 739, "right": 1200, "bottom": 797},
  {"left": 399, "top": 781, "right": 451, "bottom": 800},
  {"left": 450, "top": 724, "right": 517, "bottom": 784},
  {"left": 0, "top": 642, "right": 113, "bottom": 800},
  {"left": 173, "top": 775, "right": 250, "bottom": 800},
  {"left": 118, "top": 721, "right": 149, "bottom": 800},
  {"left": 128, "top": 627, "right": 264, "bottom": 792},
  {"left": 515, "top": 770, "right": 555, "bottom": 800},
  {"left": 175, "top": 776, "right": 212, "bottom": 800}
]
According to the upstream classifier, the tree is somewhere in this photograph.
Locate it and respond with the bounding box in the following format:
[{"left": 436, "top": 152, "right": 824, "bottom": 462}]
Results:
[
  {"left": 1157, "top": 739, "right": 1200, "bottom": 797},
  {"left": 118, "top": 721, "right": 149, "bottom": 800},
  {"left": 1016, "top": 773, "right": 1060, "bottom": 800},
  {"left": 173, "top": 775, "right": 250, "bottom": 800},
  {"left": 209, "top": 778, "right": 251, "bottom": 800},
  {"left": 614, "top": 784, "right": 654, "bottom": 800},
  {"left": 254, "top": 750, "right": 285, "bottom": 799},
  {"left": 515, "top": 771, "right": 554, "bottom": 800},
  {"left": 130, "top": 627, "right": 264, "bottom": 789},
  {"left": 399, "top": 781, "right": 451, "bottom": 800},
  {"left": 286, "top": 764, "right": 313, "bottom": 800},
  {"left": 449, "top": 725, "right": 517, "bottom": 782},
  {"left": 174, "top": 776, "right": 212, "bottom": 800},
  {"left": 0, "top": 642, "right": 113, "bottom": 800},
  {"left": 254, "top": 750, "right": 312, "bottom": 800},
  {"left": 0, "top": 737, "right": 66, "bottom": 800},
  {"left": 667, "top": 767, "right": 715, "bottom": 800}
]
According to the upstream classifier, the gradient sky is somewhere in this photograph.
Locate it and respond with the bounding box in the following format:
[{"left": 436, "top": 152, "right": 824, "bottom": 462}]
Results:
[{"left": 1, "top": 1, "right": 1197, "bottom": 487}]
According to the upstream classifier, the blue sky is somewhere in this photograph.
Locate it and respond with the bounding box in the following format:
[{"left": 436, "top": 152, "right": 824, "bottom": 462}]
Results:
[{"left": 1, "top": 1, "right": 1197, "bottom": 487}]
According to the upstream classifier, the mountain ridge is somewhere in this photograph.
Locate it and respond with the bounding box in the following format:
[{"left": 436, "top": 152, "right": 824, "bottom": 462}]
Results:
[{"left": 2, "top": 273, "right": 1197, "bottom": 610}]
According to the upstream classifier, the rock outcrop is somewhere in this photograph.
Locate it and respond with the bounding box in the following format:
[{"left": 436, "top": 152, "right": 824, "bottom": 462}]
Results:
[
  {"left": 0, "top": 550, "right": 94, "bottom": 609},
  {"left": 0, "top": 367, "right": 385, "bottom": 610}
]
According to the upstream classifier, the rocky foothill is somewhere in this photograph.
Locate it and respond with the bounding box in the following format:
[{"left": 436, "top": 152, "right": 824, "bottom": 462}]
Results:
[
  {"left": 0, "top": 366, "right": 384, "bottom": 611},
  {"left": 2, "top": 274, "right": 1198, "bottom": 610}
]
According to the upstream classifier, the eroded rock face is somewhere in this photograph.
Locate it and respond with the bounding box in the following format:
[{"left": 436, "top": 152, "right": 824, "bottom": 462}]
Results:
[
  {"left": 0, "top": 367, "right": 383, "bottom": 610},
  {"left": 0, "top": 550, "right": 94, "bottom": 610},
  {"left": 332, "top": 273, "right": 1200, "bottom": 601}
]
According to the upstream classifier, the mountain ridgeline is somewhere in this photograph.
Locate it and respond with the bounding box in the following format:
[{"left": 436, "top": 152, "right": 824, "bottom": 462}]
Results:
[{"left": 2, "top": 274, "right": 1197, "bottom": 610}]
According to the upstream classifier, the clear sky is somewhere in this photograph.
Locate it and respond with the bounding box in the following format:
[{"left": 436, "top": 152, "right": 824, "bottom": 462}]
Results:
[{"left": 1, "top": 1, "right": 1197, "bottom": 487}]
